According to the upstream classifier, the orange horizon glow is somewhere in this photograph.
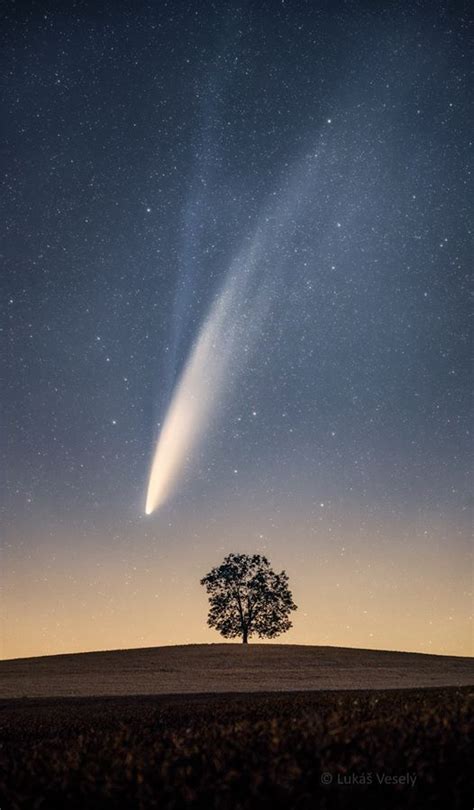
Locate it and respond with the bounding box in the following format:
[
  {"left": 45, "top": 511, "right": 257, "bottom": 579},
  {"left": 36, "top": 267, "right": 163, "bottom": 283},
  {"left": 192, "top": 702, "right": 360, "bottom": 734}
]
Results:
[{"left": 3, "top": 507, "right": 472, "bottom": 661}]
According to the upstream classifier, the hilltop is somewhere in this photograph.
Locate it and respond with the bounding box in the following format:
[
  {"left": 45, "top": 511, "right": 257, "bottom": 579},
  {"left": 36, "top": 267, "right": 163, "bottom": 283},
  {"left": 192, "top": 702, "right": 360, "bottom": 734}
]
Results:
[{"left": 1, "top": 643, "right": 472, "bottom": 698}]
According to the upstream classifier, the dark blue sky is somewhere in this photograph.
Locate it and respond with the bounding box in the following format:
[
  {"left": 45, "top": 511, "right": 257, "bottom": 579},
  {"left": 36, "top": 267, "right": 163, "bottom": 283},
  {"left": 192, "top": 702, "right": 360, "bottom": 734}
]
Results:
[{"left": 2, "top": 0, "right": 472, "bottom": 657}]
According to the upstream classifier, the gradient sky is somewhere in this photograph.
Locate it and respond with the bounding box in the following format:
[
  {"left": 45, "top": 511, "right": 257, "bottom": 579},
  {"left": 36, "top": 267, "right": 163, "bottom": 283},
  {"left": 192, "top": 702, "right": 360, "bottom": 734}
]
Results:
[{"left": 2, "top": 0, "right": 472, "bottom": 659}]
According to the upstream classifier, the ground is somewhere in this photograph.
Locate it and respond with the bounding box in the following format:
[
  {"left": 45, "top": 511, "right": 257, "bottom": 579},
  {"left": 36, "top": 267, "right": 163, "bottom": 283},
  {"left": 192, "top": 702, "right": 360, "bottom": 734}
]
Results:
[{"left": 0, "top": 645, "right": 472, "bottom": 808}]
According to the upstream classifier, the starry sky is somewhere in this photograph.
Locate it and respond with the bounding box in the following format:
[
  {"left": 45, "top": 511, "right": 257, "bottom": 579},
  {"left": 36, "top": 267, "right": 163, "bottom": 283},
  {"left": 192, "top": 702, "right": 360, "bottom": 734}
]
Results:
[{"left": 2, "top": 0, "right": 472, "bottom": 659}]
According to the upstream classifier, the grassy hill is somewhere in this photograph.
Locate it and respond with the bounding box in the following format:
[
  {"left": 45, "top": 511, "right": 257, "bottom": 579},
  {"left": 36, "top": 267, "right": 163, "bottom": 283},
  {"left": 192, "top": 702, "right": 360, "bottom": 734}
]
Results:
[{"left": 1, "top": 643, "right": 472, "bottom": 698}]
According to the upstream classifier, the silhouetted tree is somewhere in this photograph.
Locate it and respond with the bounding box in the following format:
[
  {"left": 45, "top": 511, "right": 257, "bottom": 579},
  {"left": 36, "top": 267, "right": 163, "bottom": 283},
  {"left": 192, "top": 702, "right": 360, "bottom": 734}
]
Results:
[{"left": 200, "top": 553, "right": 297, "bottom": 643}]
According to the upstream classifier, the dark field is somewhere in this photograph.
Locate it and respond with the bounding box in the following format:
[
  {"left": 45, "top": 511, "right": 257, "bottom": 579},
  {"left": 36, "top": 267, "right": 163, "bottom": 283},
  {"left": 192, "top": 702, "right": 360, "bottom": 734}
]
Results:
[{"left": 0, "top": 687, "right": 472, "bottom": 809}]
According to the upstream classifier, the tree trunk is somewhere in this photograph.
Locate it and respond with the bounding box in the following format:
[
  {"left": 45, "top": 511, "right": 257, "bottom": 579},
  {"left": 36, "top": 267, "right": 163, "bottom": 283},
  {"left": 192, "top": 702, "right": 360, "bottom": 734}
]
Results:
[{"left": 242, "top": 628, "right": 248, "bottom": 644}]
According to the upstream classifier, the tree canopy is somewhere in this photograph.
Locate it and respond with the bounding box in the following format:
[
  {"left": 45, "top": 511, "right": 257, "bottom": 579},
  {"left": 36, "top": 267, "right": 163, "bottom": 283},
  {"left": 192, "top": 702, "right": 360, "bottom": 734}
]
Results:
[{"left": 200, "top": 553, "right": 297, "bottom": 643}]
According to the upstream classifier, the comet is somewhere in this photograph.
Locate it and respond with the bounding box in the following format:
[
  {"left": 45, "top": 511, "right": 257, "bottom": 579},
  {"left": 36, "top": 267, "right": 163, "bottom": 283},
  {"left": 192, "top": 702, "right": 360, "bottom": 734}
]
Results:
[
  {"left": 145, "top": 150, "right": 318, "bottom": 514},
  {"left": 145, "top": 239, "right": 268, "bottom": 515}
]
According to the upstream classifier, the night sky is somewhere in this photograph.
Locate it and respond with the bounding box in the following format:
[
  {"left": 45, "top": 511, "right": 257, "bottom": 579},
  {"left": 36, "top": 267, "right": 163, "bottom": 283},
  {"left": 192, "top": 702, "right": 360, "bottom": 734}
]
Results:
[{"left": 3, "top": 1, "right": 472, "bottom": 659}]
